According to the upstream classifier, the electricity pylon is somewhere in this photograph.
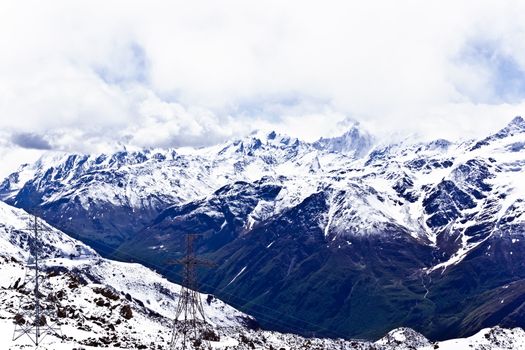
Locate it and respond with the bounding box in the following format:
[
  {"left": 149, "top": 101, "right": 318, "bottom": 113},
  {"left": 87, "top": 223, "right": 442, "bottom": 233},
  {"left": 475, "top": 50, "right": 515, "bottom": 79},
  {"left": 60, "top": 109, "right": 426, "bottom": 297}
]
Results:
[
  {"left": 12, "top": 215, "right": 61, "bottom": 346},
  {"left": 170, "top": 234, "right": 215, "bottom": 350}
]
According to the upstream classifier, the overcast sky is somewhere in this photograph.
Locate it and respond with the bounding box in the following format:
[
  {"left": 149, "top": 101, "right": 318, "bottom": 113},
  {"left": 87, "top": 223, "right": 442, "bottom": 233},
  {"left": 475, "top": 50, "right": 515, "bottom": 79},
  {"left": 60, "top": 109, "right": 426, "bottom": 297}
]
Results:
[{"left": 1, "top": 0, "right": 525, "bottom": 161}]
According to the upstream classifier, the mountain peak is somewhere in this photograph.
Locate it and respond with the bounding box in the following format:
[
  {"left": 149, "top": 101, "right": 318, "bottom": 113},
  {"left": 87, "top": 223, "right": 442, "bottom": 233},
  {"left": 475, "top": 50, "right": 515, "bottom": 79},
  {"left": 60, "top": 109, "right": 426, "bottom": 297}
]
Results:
[
  {"left": 508, "top": 115, "right": 525, "bottom": 129},
  {"left": 470, "top": 116, "right": 525, "bottom": 150},
  {"left": 492, "top": 115, "right": 525, "bottom": 139},
  {"left": 245, "top": 129, "right": 300, "bottom": 148},
  {"left": 312, "top": 124, "right": 374, "bottom": 158},
  {"left": 248, "top": 129, "right": 278, "bottom": 140}
]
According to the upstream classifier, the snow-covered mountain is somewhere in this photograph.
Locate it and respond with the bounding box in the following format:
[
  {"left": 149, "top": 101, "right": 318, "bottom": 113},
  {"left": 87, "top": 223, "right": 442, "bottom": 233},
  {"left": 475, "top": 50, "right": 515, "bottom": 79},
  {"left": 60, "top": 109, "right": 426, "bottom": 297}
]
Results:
[
  {"left": 0, "top": 126, "right": 368, "bottom": 251},
  {"left": 1, "top": 117, "right": 525, "bottom": 340},
  {"left": 1, "top": 200, "right": 524, "bottom": 349}
]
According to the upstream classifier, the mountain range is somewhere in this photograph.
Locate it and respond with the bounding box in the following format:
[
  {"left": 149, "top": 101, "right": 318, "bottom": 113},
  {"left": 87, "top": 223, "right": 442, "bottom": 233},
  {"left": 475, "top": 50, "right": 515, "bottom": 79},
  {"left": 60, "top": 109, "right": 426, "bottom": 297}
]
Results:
[{"left": 1, "top": 117, "right": 525, "bottom": 341}]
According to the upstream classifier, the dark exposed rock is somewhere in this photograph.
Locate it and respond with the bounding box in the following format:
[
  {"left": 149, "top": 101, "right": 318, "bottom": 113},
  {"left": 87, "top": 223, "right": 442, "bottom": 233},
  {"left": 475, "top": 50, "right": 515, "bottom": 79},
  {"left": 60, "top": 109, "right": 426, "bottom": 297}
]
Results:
[
  {"left": 13, "top": 313, "right": 25, "bottom": 325},
  {"left": 93, "top": 286, "right": 120, "bottom": 301},
  {"left": 120, "top": 305, "right": 133, "bottom": 320}
]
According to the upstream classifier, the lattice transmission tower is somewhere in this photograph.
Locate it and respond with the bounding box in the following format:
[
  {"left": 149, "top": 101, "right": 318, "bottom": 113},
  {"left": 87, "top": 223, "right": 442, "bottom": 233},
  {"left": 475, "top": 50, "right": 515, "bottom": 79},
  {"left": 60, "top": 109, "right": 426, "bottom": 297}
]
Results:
[
  {"left": 170, "top": 234, "right": 215, "bottom": 350},
  {"left": 12, "top": 215, "right": 62, "bottom": 346}
]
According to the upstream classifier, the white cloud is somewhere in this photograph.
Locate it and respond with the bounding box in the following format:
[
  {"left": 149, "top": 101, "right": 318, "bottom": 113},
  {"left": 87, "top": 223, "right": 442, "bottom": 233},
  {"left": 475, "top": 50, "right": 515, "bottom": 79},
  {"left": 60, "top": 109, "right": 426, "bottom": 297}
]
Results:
[{"left": 0, "top": 0, "right": 525, "bottom": 157}]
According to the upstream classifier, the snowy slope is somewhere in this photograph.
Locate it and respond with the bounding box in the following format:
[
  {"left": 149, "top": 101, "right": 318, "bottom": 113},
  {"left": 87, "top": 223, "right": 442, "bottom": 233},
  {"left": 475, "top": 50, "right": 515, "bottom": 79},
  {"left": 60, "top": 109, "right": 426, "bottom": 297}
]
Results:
[{"left": 0, "top": 201, "right": 255, "bottom": 349}]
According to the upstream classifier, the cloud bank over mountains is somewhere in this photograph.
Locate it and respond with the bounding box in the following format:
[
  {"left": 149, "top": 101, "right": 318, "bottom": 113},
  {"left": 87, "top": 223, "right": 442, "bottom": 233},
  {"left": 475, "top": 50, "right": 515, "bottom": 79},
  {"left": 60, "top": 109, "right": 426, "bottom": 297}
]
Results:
[{"left": 1, "top": 0, "right": 525, "bottom": 153}]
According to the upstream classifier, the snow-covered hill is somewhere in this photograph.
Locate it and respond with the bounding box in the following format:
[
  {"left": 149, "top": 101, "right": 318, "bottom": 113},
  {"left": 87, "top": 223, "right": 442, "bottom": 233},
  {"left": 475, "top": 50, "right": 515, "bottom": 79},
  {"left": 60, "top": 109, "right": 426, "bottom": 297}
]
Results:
[
  {"left": 1, "top": 200, "right": 524, "bottom": 349},
  {"left": 0, "top": 200, "right": 259, "bottom": 348}
]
